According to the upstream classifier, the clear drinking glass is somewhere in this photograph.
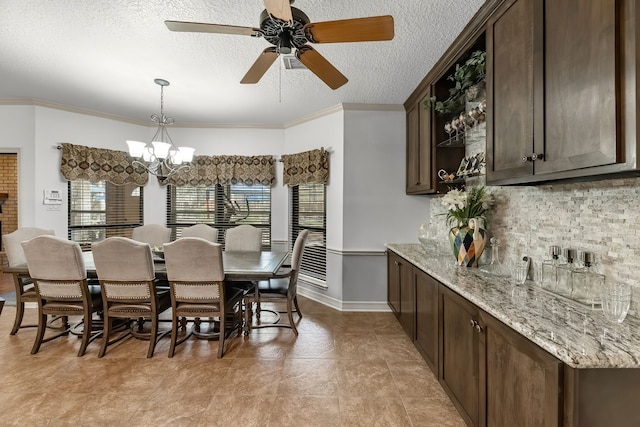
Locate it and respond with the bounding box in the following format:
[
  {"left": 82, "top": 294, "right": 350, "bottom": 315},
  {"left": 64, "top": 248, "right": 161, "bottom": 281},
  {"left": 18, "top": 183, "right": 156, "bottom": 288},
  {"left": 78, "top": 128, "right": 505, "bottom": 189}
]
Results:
[{"left": 601, "top": 283, "right": 631, "bottom": 324}]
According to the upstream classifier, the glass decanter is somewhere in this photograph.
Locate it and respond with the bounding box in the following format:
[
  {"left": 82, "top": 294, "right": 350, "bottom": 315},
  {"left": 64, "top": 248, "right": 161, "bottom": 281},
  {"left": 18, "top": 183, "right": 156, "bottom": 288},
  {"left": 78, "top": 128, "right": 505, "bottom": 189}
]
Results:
[
  {"left": 541, "top": 245, "right": 561, "bottom": 290},
  {"left": 480, "top": 237, "right": 509, "bottom": 277},
  {"left": 571, "top": 251, "right": 605, "bottom": 308}
]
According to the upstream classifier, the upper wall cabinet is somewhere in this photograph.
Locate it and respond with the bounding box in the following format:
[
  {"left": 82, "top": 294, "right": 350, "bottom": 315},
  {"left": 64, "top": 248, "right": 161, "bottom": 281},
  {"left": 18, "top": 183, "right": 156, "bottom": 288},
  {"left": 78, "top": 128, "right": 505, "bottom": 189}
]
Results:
[
  {"left": 404, "top": 2, "right": 500, "bottom": 195},
  {"left": 406, "top": 89, "right": 435, "bottom": 194},
  {"left": 487, "top": 0, "right": 639, "bottom": 185}
]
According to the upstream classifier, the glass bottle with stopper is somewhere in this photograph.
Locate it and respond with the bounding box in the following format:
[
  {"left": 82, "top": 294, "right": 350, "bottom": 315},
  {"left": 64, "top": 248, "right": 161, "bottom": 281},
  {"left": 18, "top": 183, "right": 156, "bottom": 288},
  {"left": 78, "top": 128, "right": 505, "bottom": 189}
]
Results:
[
  {"left": 571, "top": 251, "right": 605, "bottom": 308},
  {"left": 541, "top": 245, "right": 561, "bottom": 290},
  {"left": 480, "top": 237, "right": 509, "bottom": 277},
  {"left": 556, "top": 248, "right": 577, "bottom": 298}
]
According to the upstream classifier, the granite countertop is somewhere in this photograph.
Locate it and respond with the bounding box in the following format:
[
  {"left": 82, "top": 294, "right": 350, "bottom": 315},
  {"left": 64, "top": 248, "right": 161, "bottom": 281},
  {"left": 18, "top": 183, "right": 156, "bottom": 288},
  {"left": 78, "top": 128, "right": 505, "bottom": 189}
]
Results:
[{"left": 387, "top": 243, "right": 640, "bottom": 369}]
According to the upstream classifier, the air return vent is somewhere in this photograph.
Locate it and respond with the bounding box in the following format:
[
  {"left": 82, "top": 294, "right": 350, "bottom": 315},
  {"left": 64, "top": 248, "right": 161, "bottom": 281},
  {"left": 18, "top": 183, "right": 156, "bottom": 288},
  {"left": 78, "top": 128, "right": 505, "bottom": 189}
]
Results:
[{"left": 282, "top": 55, "right": 307, "bottom": 70}]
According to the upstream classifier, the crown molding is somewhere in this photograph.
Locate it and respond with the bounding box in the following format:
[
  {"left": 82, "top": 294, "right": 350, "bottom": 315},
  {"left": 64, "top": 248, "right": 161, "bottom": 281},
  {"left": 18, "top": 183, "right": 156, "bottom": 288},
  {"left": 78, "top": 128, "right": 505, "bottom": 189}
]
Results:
[{"left": 0, "top": 98, "right": 403, "bottom": 130}]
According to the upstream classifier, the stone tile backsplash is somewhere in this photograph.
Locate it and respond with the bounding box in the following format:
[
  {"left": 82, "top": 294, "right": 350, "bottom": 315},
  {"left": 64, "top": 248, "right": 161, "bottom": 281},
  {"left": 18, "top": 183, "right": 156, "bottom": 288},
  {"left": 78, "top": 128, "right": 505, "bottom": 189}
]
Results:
[{"left": 426, "top": 175, "right": 640, "bottom": 316}]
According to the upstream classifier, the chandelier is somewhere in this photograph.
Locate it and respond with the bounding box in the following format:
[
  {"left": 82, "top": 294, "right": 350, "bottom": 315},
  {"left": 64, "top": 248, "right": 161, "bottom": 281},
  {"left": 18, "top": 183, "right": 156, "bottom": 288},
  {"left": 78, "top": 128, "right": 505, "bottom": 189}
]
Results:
[{"left": 126, "top": 78, "right": 195, "bottom": 181}]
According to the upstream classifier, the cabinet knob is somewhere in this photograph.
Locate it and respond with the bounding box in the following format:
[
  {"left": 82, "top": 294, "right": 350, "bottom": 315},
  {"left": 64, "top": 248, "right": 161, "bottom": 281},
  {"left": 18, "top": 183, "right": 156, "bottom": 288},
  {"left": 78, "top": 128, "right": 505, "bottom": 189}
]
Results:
[
  {"left": 469, "top": 319, "right": 476, "bottom": 328},
  {"left": 474, "top": 323, "right": 483, "bottom": 333},
  {"left": 522, "top": 153, "right": 544, "bottom": 162}
]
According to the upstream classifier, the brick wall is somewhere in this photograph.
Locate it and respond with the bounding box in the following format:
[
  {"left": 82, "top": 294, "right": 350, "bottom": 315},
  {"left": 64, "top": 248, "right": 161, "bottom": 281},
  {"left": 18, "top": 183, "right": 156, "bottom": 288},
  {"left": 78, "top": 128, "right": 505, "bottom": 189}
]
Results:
[{"left": 0, "top": 153, "right": 18, "bottom": 270}]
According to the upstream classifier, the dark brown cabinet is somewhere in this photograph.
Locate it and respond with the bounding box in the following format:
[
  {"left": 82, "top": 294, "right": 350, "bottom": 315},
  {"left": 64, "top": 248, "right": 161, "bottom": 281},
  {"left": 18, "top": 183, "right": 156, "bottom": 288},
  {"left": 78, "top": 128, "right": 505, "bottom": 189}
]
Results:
[
  {"left": 406, "top": 93, "right": 435, "bottom": 194},
  {"left": 439, "top": 286, "right": 482, "bottom": 427},
  {"left": 386, "top": 251, "right": 414, "bottom": 337},
  {"left": 387, "top": 252, "right": 401, "bottom": 315},
  {"left": 480, "top": 312, "right": 562, "bottom": 427},
  {"left": 414, "top": 268, "right": 438, "bottom": 371},
  {"left": 487, "top": 0, "right": 638, "bottom": 185},
  {"left": 388, "top": 249, "right": 640, "bottom": 427},
  {"left": 439, "top": 283, "right": 563, "bottom": 427}
]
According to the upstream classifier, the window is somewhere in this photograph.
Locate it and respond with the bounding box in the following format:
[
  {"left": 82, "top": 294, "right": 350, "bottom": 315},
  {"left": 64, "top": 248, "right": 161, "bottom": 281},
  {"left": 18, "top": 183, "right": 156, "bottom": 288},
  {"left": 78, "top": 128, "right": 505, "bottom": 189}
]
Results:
[
  {"left": 68, "top": 180, "right": 143, "bottom": 249},
  {"left": 167, "top": 184, "right": 271, "bottom": 249},
  {"left": 290, "top": 183, "right": 326, "bottom": 285}
]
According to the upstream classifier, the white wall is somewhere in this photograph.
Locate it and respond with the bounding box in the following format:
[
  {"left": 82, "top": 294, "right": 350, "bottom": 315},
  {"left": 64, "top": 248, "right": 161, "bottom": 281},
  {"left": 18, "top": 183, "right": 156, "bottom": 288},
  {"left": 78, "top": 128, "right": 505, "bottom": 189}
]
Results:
[
  {"left": 284, "top": 110, "right": 345, "bottom": 302},
  {"left": 341, "top": 108, "right": 430, "bottom": 305},
  {"left": 1, "top": 102, "right": 429, "bottom": 309},
  {"left": 0, "top": 105, "right": 36, "bottom": 227}
]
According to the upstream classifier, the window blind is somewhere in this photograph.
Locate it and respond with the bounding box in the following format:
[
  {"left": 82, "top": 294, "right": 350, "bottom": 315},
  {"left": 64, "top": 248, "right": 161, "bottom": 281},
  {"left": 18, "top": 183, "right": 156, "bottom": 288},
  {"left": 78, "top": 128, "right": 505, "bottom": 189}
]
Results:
[
  {"left": 290, "top": 183, "right": 326, "bottom": 283},
  {"left": 68, "top": 180, "right": 143, "bottom": 249},
  {"left": 167, "top": 183, "right": 271, "bottom": 249}
]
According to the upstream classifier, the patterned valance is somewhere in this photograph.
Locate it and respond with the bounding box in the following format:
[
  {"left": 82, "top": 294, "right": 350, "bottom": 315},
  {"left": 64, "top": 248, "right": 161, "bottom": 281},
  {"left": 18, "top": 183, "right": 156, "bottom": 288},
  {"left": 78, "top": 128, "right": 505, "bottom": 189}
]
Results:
[
  {"left": 60, "top": 143, "right": 148, "bottom": 186},
  {"left": 162, "top": 155, "right": 275, "bottom": 187},
  {"left": 281, "top": 148, "right": 329, "bottom": 187}
]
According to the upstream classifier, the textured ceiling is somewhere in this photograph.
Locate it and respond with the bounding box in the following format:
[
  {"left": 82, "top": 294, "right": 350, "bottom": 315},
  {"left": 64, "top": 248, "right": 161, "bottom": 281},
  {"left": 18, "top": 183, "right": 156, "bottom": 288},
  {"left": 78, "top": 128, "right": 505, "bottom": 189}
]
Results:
[{"left": 0, "top": 0, "right": 485, "bottom": 127}]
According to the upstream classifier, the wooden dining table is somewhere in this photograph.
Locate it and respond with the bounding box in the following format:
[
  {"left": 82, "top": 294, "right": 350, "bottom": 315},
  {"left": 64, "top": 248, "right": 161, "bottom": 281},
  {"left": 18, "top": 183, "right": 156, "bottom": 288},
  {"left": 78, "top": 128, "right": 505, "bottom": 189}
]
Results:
[
  {"left": 5, "top": 250, "right": 289, "bottom": 281},
  {"left": 5, "top": 250, "right": 289, "bottom": 336}
]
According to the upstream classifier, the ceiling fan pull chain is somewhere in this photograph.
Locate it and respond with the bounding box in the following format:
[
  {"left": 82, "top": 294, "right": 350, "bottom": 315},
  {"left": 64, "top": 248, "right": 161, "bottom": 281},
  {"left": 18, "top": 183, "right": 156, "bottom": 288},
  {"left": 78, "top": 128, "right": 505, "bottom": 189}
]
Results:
[{"left": 279, "top": 60, "right": 282, "bottom": 103}]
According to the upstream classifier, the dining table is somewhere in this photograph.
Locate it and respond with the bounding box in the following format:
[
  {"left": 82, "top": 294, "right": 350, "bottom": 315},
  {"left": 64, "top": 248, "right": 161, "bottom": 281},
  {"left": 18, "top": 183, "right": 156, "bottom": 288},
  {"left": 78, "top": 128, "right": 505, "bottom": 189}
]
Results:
[
  {"left": 5, "top": 250, "right": 290, "bottom": 337},
  {"left": 5, "top": 250, "right": 290, "bottom": 281}
]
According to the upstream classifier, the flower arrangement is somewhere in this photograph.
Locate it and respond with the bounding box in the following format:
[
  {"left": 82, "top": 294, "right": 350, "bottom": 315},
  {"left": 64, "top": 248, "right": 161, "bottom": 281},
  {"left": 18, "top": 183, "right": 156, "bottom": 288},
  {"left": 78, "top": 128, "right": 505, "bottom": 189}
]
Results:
[{"left": 441, "top": 186, "right": 493, "bottom": 228}]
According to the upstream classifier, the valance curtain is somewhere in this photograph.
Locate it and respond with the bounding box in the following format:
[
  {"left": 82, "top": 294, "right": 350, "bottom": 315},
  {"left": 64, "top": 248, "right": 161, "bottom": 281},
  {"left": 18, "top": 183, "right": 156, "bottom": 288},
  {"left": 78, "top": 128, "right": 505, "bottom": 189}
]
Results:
[
  {"left": 281, "top": 148, "right": 329, "bottom": 186},
  {"left": 163, "top": 155, "right": 275, "bottom": 187},
  {"left": 59, "top": 143, "right": 148, "bottom": 186}
]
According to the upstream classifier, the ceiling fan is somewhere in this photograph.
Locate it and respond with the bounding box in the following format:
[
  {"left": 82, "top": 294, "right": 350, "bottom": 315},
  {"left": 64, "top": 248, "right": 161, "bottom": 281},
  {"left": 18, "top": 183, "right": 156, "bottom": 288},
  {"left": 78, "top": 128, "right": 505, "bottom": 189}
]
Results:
[{"left": 165, "top": 0, "right": 394, "bottom": 90}]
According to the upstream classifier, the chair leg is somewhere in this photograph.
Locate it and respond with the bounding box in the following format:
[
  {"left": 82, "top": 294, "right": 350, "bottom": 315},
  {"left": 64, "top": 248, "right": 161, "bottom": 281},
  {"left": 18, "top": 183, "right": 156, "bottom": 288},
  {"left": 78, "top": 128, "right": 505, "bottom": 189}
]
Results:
[
  {"left": 78, "top": 315, "right": 92, "bottom": 357},
  {"left": 147, "top": 315, "right": 159, "bottom": 358},
  {"left": 287, "top": 299, "right": 298, "bottom": 336},
  {"left": 217, "top": 314, "right": 226, "bottom": 359},
  {"left": 169, "top": 315, "right": 178, "bottom": 358},
  {"left": 293, "top": 296, "right": 303, "bottom": 319},
  {"left": 10, "top": 301, "right": 26, "bottom": 335},
  {"left": 31, "top": 312, "right": 48, "bottom": 354},
  {"left": 98, "top": 317, "right": 112, "bottom": 358}
]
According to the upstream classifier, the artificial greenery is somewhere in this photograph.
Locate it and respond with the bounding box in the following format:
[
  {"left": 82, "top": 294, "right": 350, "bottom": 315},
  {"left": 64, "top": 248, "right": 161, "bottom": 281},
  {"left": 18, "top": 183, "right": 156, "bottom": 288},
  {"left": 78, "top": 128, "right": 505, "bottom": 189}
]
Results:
[{"left": 424, "top": 50, "right": 486, "bottom": 115}]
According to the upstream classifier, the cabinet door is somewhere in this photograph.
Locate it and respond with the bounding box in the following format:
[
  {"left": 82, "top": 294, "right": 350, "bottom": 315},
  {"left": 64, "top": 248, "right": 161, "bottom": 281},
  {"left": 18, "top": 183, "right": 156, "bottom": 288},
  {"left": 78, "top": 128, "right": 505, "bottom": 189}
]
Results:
[
  {"left": 414, "top": 268, "right": 438, "bottom": 372},
  {"left": 486, "top": 0, "right": 536, "bottom": 184},
  {"left": 387, "top": 252, "right": 401, "bottom": 316},
  {"left": 399, "top": 259, "right": 415, "bottom": 338},
  {"left": 535, "top": 0, "right": 619, "bottom": 176},
  {"left": 440, "top": 286, "right": 481, "bottom": 427},
  {"left": 406, "top": 96, "right": 434, "bottom": 194},
  {"left": 480, "top": 313, "right": 563, "bottom": 427}
]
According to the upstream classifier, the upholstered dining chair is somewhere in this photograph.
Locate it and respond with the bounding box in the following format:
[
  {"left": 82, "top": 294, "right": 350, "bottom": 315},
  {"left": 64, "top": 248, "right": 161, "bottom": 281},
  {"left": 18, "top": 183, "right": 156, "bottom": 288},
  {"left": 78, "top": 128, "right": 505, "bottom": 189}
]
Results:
[
  {"left": 224, "top": 224, "right": 262, "bottom": 252},
  {"left": 131, "top": 224, "right": 171, "bottom": 248},
  {"left": 181, "top": 224, "right": 219, "bottom": 243},
  {"left": 21, "top": 235, "right": 103, "bottom": 356},
  {"left": 245, "top": 229, "right": 309, "bottom": 335},
  {"left": 163, "top": 237, "right": 243, "bottom": 358},
  {"left": 3, "top": 227, "right": 55, "bottom": 335},
  {"left": 92, "top": 237, "right": 171, "bottom": 358}
]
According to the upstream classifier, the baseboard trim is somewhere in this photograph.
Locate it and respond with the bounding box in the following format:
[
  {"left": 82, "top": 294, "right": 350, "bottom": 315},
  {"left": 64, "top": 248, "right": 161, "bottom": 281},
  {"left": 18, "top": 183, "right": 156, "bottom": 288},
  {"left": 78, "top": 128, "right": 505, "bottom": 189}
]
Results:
[{"left": 298, "top": 286, "right": 391, "bottom": 312}]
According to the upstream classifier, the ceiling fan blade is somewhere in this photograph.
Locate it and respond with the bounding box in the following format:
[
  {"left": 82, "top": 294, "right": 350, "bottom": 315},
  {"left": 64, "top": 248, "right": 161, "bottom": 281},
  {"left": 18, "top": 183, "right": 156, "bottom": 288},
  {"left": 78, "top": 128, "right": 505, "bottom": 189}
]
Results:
[
  {"left": 296, "top": 46, "right": 348, "bottom": 90},
  {"left": 241, "top": 48, "right": 280, "bottom": 84},
  {"left": 304, "top": 15, "right": 395, "bottom": 43},
  {"left": 165, "top": 20, "right": 261, "bottom": 37},
  {"left": 263, "top": 0, "right": 293, "bottom": 22}
]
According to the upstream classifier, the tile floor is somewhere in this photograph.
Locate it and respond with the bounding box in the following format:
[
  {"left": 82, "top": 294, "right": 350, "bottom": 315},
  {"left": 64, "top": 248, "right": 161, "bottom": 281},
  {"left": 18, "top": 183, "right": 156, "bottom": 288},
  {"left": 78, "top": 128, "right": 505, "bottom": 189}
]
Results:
[{"left": 0, "top": 297, "right": 464, "bottom": 426}]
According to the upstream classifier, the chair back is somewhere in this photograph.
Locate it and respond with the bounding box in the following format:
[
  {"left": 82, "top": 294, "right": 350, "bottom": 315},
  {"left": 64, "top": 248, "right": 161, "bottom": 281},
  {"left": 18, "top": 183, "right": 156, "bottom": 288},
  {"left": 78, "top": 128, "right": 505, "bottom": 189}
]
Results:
[
  {"left": 225, "top": 224, "right": 262, "bottom": 252},
  {"left": 92, "top": 237, "right": 155, "bottom": 301},
  {"left": 164, "top": 238, "right": 225, "bottom": 303},
  {"left": 131, "top": 224, "right": 171, "bottom": 248},
  {"left": 22, "top": 235, "right": 86, "bottom": 299},
  {"left": 291, "top": 229, "right": 310, "bottom": 272},
  {"left": 4, "top": 227, "right": 55, "bottom": 267},
  {"left": 288, "top": 230, "right": 310, "bottom": 298},
  {"left": 181, "top": 224, "right": 219, "bottom": 242}
]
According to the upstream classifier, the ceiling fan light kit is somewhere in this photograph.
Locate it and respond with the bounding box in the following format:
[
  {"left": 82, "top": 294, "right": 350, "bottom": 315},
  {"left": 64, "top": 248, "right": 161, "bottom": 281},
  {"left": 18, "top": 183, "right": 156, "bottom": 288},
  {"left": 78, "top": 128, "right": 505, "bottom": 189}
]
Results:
[{"left": 165, "top": 0, "right": 394, "bottom": 90}]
